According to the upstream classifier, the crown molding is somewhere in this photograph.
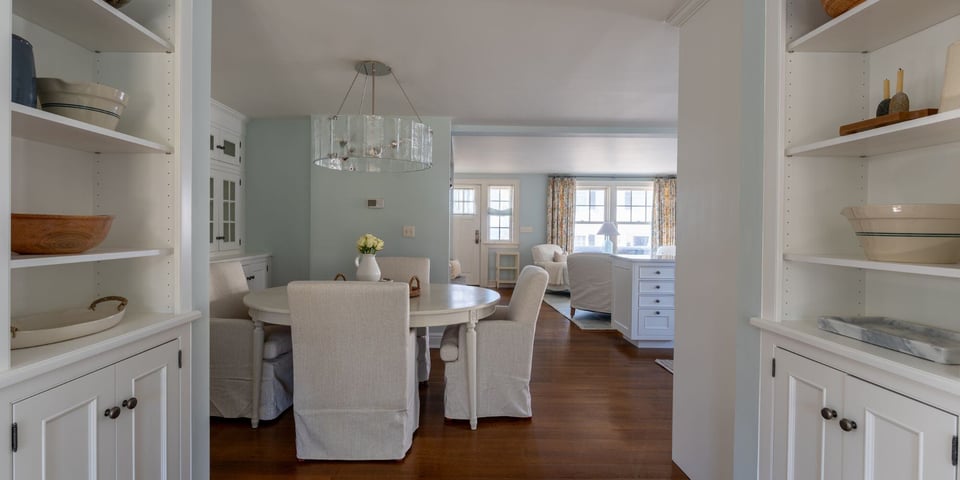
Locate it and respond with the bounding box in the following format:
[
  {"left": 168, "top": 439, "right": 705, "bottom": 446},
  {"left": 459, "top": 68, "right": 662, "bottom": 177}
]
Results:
[{"left": 666, "top": 0, "right": 710, "bottom": 27}]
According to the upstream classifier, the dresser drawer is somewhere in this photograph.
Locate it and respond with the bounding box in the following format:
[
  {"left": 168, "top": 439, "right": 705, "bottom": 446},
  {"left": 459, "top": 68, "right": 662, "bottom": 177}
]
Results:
[
  {"left": 638, "top": 281, "right": 674, "bottom": 294},
  {"left": 637, "top": 308, "right": 675, "bottom": 338},
  {"left": 638, "top": 294, "right": 674, "bottom": 308},
  {"left": 638, "top": 265, "right": 675, "bottom": 279}
]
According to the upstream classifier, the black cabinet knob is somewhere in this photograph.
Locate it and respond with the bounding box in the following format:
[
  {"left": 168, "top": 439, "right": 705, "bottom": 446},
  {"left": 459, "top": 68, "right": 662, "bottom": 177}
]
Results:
[
  {"left": 122, "top": 397, "right": 138, "bottom": 410},
  {"left": 655, "top": 270, "right": 661, "bottom": 274},
  {"left": 246, "top": 275, "right": 255, "bottom": 281},
  {"left": 655, "top": 299, "right": 661, "bottom": 303},
  {"left": 104, "top": 406, "right": 121, "bottom": 419},
  {"left": 839, "top": 418, "right": 857, "bottom": 432},
  {"left": 655, "top": 285, "right": 661, "bottom": 289},
  {"left": 820, "top": 407, "right": 837, "bottom": 420}
]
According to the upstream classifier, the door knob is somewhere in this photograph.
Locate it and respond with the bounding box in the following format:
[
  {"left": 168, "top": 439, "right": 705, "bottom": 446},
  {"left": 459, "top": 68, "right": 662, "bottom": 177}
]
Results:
[
  {"left": 122, "top": 397, "right": 138, "bottom": 410},
  {"left": 104, "top": 406, "right": 121, "bottom": 419},
  {"left": 839, "top": 418, "right": 857, "bottom": 431},
  {"left": 474, "top": 230, "right": 480, "bottom": 244},
  {"left": 820, "top": 407, "right": 837, "bottom": 420}
]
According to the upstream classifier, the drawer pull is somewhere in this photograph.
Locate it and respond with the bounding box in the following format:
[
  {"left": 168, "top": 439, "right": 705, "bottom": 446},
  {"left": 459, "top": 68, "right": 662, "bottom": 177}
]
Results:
[
  {"left": 655, "top": 270, "right": 661, "bottom": 274},
  {"left": 655, "top": 285, "right": 661, "bottom": 290},
  {"left": 655, "top": 311, "right": 660, "bottom": 315},
  {"left": 655, "top": 299, "right": 661, "bottom": 303}
]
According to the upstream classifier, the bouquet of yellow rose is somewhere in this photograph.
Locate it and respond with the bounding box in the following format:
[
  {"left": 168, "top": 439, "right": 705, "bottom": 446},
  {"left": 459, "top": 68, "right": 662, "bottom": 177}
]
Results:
[{"left": 356, "top": 233, "right": 385, "bottom": 254}]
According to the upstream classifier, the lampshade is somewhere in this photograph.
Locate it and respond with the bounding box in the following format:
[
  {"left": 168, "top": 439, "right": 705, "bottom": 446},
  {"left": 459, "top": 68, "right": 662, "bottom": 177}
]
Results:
[
  {"left": 597, "top": 222, "right": 620, "bottom": 236},
  {"left": 313, "top": 60, "right": 433, "bottom": 173}
]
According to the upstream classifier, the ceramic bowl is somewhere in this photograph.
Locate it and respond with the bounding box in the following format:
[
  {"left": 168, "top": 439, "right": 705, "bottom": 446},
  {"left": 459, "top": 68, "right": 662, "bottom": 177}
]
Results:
[
  {"left": 36, "top": 78, "right": 128, "bottom": 130},
  {"left": 841, "top": 204, "right": 960, "bottom": 263},
  {"left": 820, "top": 0, "right": 865, "bottom": 17},
  {"left": 12, "top": 213, "right": 114, "bottom": 255},
  {"left": 105, "top": 0, "right": 132, "bottom": 8}
]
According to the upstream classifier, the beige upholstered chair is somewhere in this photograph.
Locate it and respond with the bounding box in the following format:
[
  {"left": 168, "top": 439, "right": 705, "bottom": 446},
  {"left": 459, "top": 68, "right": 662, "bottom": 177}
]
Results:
[
  {"left": 567, "top": 252, "right": 613, "bottom": 316},
  {"left": 209, "top": 262, "right": 293, "bottom": 427},
  {"left": 376, "top": 256, "right": 431, "bottom": 383},
  {"left": 288, "top": 281, "right": 419, "bottom": 460},
  {"left": 531, "top": 243, "right": 568, "bottom": 290},
  {"left": 440, "top": 265, "right": 548, "bottom": 419}
]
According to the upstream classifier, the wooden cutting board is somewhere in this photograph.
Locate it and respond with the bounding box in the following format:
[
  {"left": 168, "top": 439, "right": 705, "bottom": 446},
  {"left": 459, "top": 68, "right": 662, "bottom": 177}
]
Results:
[{"left": 839, "top": 108, "right": 938, "bottom": 136}]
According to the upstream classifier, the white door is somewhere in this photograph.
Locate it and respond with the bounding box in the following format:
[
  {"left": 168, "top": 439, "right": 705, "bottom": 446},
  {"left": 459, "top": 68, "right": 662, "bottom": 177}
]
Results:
[
  {"left": 452, "top": 184, "right": 481, "bottom": 285},
  {"left": 842, "top": 376, "right": 957, "bottom": 480},
  {"left": 772, "top": 348, "right": 844, "bottom": 480},
  {"left": 115, "top": 340, "right": 181, "bottom": 480},
  {"left": 13, "top": 367, "right": 117, "bottom": 480}
]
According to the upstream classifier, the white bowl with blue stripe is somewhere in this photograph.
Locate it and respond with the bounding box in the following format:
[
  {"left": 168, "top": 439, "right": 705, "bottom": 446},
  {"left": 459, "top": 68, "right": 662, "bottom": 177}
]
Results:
[
  {"left": 36, "top": 78, "right": 128, "bottom": 130},
  {"left": 842, "top": 204, "right": 960, "bottom": 264}
]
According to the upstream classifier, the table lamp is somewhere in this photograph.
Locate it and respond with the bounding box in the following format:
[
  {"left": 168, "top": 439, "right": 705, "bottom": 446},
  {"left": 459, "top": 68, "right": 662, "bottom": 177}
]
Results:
[{"left": 597, "top": 222, "right": 620, "bottom": 253}]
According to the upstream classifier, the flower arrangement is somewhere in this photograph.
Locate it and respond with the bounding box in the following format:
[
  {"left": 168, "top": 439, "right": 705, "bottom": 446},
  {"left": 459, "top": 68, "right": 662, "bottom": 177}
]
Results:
[{"left": 356, "top": 233, "right": 385, "bottom": 255}]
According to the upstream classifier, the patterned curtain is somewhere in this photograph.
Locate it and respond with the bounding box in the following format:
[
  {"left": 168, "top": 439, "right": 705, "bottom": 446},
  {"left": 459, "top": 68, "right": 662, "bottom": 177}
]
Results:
[
  {"left": 653, "top": 177, "right": 677, "bottom": 252},
  {"left": 546, "top": 176, "right": 576, "bottom": 253}
]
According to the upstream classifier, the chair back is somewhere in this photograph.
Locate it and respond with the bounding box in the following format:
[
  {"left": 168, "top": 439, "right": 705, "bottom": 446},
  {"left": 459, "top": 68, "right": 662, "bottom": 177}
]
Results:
[
  {"left": 209, "top": 262, "right": 250, "bottom": 318},
  {"left": 376, "top": 256, "right": 430, "bottom": 284},
  {"left": 507, "top": 265, "right": 549, "bottom": 324},
  {"left": 567, "top": 253, "right": 613, "bottom": 313},
  {"left": 531, "top": 244, "right": 562, "bottom": 264},
  {"left": 288, "top": 281, "right": 411, "bottom": 410}
]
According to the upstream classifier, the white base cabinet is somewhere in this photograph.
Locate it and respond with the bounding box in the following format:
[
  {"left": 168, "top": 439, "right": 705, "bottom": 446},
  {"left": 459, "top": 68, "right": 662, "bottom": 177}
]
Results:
[
  {"left": 211, "top": 253, "right": 272, "bottom": 291},
  {"left": 611, "top": 256, "right": 676, "bottom": 347},
  {"left": 759, "top": 325, "right": 960, "bottom": 480}
]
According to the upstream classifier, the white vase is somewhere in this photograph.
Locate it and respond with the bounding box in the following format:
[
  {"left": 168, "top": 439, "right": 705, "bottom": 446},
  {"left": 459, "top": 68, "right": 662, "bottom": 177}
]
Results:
[
  {"left": 941, "top": 40, "right": 960, "bottom": 112},
  {"left": 355, "top": 254, "right": 381, "bottom": 281}
]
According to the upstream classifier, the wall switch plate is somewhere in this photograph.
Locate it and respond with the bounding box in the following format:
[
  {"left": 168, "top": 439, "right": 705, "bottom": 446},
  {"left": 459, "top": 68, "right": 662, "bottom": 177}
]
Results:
[
  {"left": 403, "top": 226, "right": 415, "bottom": 238},
  {"left": 367, "top": 198, "right": 384, "bottom": 209}
]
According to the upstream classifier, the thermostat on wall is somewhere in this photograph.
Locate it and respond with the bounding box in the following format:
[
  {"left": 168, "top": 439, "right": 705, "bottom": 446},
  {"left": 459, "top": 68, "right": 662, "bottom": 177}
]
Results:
[{"left": 367, "top": 198, "right": 384, "bottom": 209}]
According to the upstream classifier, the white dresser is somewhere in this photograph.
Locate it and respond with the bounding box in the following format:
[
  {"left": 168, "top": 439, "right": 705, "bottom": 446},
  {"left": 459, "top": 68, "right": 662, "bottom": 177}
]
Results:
[{"left": 611, "top": 255, "right": 676, "bottom": 348}]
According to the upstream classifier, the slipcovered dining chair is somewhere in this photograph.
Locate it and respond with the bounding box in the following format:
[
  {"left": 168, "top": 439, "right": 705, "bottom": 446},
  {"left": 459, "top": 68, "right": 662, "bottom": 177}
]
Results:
[
  {"left": 288, "top": 281, "right": 419, "bottom": 460},
  {"left": 376, "top": 256, "right": 431, "bottom": 383},
  {"left": 531, "top": 243, "right": 568, "bottom": 291},
  {"left": 440, "top": 265, "right": 549, "bottom": 420},
  {"left": 209, "top": 262, "right": 293, "bottom": 427}
]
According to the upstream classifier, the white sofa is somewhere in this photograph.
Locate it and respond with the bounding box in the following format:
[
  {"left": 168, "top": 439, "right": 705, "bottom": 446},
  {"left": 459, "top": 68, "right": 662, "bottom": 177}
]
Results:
[{"left": 566, "top": 252, "right": 613, "bottom": 316}]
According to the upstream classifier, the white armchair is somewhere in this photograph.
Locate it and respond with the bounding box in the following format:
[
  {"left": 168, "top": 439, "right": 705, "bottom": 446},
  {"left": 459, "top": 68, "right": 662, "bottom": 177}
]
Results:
[
  {"left": 288, "top": 281, "right": 419, "bottom": 460},
  {"left": 209, "top": 262, "right": 293, "bottom": 427},
  {"left": 375, "top": 256, "right": 431, "bottom": 383},
  {"left": 567, "top": 252, "right": 613, "bottom": 316},
  {"left": 440, "top": 265, "right": 549, "bottom": 419},
  {"left": 531, "top": 243, "right": 568, "bottom": 291}
]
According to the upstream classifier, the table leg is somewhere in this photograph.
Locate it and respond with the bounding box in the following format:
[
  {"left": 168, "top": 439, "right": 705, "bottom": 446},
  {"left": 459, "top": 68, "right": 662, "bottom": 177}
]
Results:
[
  {"left": 467, "top": 311, "right": 478, "bottom": 430},
  {"left": 251, "top": 319, "right": 265, "bottom": 429}
]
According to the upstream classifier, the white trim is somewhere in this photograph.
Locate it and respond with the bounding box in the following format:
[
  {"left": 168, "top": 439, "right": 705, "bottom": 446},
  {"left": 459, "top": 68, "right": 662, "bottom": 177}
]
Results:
[
  {"left": 666, "top": 0, "right": 711, "bottom": 27},
  {"left": 452, "top": 124, "right": 677, "bottom": 138}
]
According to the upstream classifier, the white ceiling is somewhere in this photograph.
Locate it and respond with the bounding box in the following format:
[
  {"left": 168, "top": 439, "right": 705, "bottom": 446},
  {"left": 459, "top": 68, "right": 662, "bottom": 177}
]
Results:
[{"left": 211, "top": 0, "right": 682, "bottom": 175}]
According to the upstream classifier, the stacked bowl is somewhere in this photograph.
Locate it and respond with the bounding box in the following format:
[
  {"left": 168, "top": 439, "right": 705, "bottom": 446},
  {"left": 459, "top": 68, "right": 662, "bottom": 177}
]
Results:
[
  {"left": 842, "top": 204, "right": 960, "bottom": 263},
  {"left": 36, "top": 78, "right": 128, "bottom": 130}
]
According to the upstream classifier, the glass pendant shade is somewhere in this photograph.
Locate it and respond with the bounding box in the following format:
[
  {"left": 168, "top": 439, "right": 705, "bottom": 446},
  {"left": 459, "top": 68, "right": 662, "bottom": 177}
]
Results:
[{"left": 313, "top": 61, "right": 433, "bottom": 173}]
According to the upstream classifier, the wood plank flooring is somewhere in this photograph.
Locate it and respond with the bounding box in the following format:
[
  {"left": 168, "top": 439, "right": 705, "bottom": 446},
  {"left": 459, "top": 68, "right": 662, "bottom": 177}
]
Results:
[{"left": 210, "top": 289, "right": 689, "bottom": 479}]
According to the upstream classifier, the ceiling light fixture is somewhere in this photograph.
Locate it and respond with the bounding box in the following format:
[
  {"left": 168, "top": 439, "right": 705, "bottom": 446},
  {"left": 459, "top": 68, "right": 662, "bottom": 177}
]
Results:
[{"left": 313, "top": 60, "right": 433, "bottom": 172}]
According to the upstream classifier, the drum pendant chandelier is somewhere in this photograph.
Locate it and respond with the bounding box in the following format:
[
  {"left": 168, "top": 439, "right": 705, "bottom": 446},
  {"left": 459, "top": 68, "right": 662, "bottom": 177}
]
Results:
[{"left": 313, "top": 60, "right": 433, "bottom": 172}]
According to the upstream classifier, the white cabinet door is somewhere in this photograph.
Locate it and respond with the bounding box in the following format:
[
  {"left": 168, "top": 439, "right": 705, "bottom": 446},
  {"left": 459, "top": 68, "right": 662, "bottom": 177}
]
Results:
[
  {"left": 772, "top": 348, "right": 844, "bottom": 480},
  {"left": 842, "top": 376, "right": 957, "bottom": 480},
  {"left": 242, "top": 260, "right": 269, "bottom": 291},
  {"left": 212, "top": 126, "right": 242, "bottom": 168},
  {"left": 12, "top": 367, "right": 117, "bottom": 480},
  {"left": 115, "top": 341, "right": 180, "bottom": 480},
  {"left": 210, "top": 168, "right": 242, "bottom": 253}
]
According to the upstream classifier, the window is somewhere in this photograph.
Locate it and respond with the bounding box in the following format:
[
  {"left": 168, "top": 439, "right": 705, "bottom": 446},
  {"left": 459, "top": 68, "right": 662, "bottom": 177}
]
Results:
[
  {"left": 573, "top": 182, "right": 654, "bottom": 254},
  {"left": 487, "top": 186, "right": 514, "bottom": 242},
  {"left": 451, "top": 187, "right": 476, "bottom": 215}
]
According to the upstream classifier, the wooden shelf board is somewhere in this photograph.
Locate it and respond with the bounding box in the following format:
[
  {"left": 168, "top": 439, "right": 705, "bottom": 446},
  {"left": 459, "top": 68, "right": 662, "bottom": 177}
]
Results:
[
  {"left": 12, "top": 0, "right": 172, "bottom": 52},
  {"left": 784, "top": 253, "right": 960, "bottom": 278},
  {"left": 11, "top": 247, "right": 172, "bottom": 269},
  {"left": 788, "top": 0, "right": 960, "bottom": 53},
  {"left": 12, "top": 103, "right": 171, "bottom": 154},
  {"left": 785, "top": 108, "right": 960, "bottom": 157}
]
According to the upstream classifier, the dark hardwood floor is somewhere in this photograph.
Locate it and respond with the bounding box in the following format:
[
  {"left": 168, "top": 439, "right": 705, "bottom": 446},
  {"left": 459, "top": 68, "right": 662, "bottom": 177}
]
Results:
[{"left": 210, "top": 289, "right": 689, "bottom": 479}]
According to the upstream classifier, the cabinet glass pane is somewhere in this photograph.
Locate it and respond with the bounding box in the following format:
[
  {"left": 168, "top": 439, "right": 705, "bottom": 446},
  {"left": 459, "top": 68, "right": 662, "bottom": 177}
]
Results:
[
  {"left": 209, "top": 177, "right": 215, "bottom": 244},
  {"left": 222, "top": 139, "right": 236, "bottom": 158},
  {"left": 222, "top": 179, "right": 237, "bottom": 243}
]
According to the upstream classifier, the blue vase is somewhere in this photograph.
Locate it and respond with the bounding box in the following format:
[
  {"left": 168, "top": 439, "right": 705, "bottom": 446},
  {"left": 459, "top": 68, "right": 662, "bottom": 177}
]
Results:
[{"left": 12, "top": 34, "right": 37, "bottom": 107}]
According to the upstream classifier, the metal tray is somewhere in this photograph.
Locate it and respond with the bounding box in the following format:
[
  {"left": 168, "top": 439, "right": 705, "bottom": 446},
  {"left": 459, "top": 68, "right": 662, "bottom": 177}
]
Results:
[{"left": 817, "top": 315, "right": 960, "bottom": 364}]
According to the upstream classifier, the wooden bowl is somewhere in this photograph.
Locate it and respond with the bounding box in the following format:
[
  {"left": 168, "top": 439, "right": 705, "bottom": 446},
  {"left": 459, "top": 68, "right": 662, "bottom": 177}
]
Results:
[
  {"left": 12, "top": 214, "right": 114, "bottom": 254},
  {"left": 820, "top": 0, "right": 865, "bottom": 17}
]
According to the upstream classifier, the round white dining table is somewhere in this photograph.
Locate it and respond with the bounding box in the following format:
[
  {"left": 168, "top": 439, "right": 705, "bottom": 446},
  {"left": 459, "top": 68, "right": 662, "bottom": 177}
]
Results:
[{"left": 243, "top": 283, "right": 500, "bottom": 430}]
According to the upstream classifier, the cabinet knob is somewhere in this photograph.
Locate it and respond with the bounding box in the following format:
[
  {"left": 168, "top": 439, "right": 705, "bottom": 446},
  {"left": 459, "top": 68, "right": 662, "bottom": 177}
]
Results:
[
  {"left": 655, "top": 299, "right": 661, "bottom": 303},
  {"left": 104, "top": 406, "right": 121, "bottom": 419},
  {"left": 246, "top": 275, "right": 255, "bottom": 281},
  {"left": 839, "top": 418, "right": 857, "bottom": 432},
  {"left": 655, "top": 270, "right": 661, "bottom": 274},
  {"left": 122, "top": 397, "right": 138, "bottom": 410},
  {"left": 655, "top": 285, "right": 661, "bottom": 289},
  {"left": 820, "top": 407, "right": 837, "bottom": 420},
  {"left": 215, "top": 236, "right": 225, "bottom": 240},
  {"left": 216, "top": 144, "right": 225, "bottom": 150},
  {"left": 655, "top": 311, "right": 661, "bottom": 315}
]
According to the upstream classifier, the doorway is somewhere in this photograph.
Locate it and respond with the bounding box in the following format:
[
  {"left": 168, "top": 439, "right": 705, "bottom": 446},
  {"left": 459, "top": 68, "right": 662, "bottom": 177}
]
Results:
[{"left": 451, "top": 184, "right": 481, "bottom": 285}]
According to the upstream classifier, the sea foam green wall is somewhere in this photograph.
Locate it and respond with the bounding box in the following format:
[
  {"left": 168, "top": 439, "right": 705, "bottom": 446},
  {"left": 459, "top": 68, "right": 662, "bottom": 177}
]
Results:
[
  {"left": 244, "top": 117, "right": 312, "bottom": 287},
  {"left": 309, "top": 118, "right": 453, "bottom": 283}
]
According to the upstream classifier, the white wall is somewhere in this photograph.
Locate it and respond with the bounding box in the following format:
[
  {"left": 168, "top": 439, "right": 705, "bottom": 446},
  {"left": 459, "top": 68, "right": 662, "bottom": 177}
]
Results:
[{"left": 673, "top": 0, "right": 764, "bottom": 477}]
